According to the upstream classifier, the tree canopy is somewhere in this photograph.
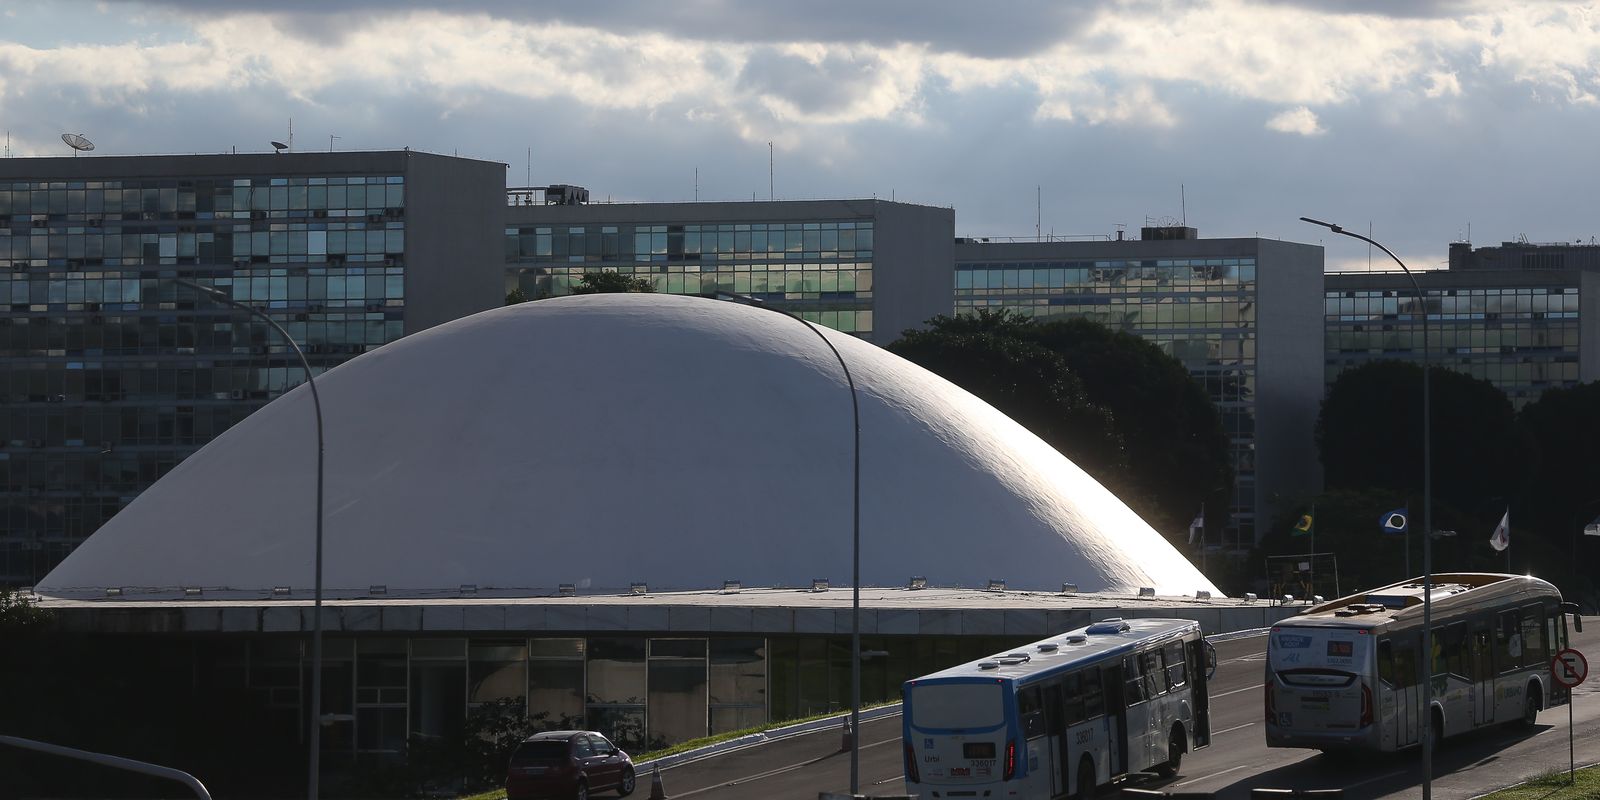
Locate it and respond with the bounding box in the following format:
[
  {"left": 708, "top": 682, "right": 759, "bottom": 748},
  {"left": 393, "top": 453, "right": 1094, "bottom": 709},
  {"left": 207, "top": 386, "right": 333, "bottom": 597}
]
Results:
[
  {"left": 1513, "top": 380, "right": 1600, "bottom": 609},
  {"left": 889, "top": 313, "right": 1126, "bottom": 479},
  {"left": 889, "top": 310, "right": 1232, "bottom": 543},
  {"left": 570, "top": 271, "right": 656, "bottom": 294},
  {"left": 1317, "top": 361, "right": 1520, "bottom": 515}
]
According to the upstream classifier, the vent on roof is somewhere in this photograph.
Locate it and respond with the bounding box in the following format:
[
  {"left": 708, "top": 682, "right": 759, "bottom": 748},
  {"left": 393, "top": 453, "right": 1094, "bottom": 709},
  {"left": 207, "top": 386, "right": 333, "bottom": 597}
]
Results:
[{"left": 1087, "top": 619, "right": 1131, "bottom": 634}]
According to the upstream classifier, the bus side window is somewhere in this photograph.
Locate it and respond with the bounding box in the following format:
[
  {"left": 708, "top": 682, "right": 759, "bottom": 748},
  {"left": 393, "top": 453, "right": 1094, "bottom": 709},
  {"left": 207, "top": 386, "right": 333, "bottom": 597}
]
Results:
[
  {"left": 1521, "top": 605, "right": 1546, "bottom": 670},
  {"left": 1164, "top": 642, "right": 1187, "bottom": 689},
  {"left": 1124, "top": 657, "right": 1147, "bottom": 704},
  {"left": 1377, "top": 639, "right": 1395, "bottom": 686},
  {"left": 1043, "top": 679, "right": 1065, "bottom": 738},
  {"left": 1083, "top": 669, "right": 1106, "bottom": 719},
  {"left": 1020, "top": 685, "right": 1047, "bottom": 738},
  {"left": 1433, "top": 623, "right": 1465, "bottom": 678},
  {"left": 1062, "top": 671, "right": 1085, "bottom": 726},
  {"left": 1142, "top": 650, "right": 1166, "bottom": 698},
  {"left": 1393, "top": 641, "right": 1417, "bottom": 689},
  {"left": 1498, "top": 609, "right": 1522, "bottom": 672}
]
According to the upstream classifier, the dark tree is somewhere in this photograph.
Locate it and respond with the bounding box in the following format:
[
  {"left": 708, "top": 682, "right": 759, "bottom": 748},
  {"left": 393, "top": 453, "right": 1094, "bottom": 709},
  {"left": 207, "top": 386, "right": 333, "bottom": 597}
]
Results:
[
  {"left": 571, "top": 271, "right": 656, "bottom": 294},
  {"left": 889, "top": 313, "right": 1127, "bottom": 484},
  {"left": 890, "top": 310, "right": 1234, "bottom": 545},
  {"left": 1317, "top": 361, "right": 1520, "bottom": 515},
  {"left": 1026, "top": 318, "right": 1233, "bottom": 539},
  {"left": 1515, "top": 380, "right": 1600, "bottom": 607},
  {"left": 505, "top": 287, "right": 530, "bottom": 305}
]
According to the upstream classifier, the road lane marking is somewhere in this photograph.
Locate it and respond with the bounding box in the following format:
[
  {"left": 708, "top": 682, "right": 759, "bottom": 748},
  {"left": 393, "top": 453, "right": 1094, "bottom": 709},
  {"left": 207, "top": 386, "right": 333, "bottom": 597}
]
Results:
[
  {"left": 669, "top": 736, "right": 904, "bottom": 798},
  {"left": 1172, "top": 763, "right": 1253, "bottom": 787},
  {"left": 1345, "top": 769, "right": 1405, "bottom": 789},
  {"left": 1212, "top": 682, "right": 1263, "bottom": 699},
  {"left": 873, "top": 774, "right": 904, "bottom": 785},
  {"left": 1212, "top": 722, "right": 1256, "bottom": 736}
]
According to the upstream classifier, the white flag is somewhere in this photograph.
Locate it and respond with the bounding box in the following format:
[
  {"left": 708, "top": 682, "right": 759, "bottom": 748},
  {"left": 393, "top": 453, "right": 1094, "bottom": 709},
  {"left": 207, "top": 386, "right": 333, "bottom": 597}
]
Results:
[
  {"left": 1489, "top": 508, "right": 1510, "bottom": 552},
  {"left": 1585, "top": 515, "right": 1600, "bottom": 537},
  {"left": 1188, "top": 510, "right": 1205, "bottom": 544}
]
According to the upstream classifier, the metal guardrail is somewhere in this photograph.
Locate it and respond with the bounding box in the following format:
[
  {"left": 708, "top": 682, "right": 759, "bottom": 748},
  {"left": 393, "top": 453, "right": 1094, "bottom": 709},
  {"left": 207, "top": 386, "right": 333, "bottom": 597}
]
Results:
[{"left": 0, "top": 735, "right": 213, "bottom": 800}]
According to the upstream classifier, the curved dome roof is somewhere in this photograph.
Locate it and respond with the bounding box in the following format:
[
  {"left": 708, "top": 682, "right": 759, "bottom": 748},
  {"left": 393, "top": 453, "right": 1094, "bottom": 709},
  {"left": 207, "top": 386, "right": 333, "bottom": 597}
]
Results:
[{"left": 40, "top": 294, "right": 1218, "bottom": 597}]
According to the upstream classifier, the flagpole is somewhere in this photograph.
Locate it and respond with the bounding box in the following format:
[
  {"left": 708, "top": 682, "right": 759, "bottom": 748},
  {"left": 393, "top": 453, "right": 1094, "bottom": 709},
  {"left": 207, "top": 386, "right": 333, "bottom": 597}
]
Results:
[
  {"left": 1405, "top": 496, "right": 1412, "bottom": 578},
  {"left": 1506, "top": 508, "right": 1512, "bottom": 572},
  {"left": 1309, "top": 503, "right": 1316, "bottom": 598}
]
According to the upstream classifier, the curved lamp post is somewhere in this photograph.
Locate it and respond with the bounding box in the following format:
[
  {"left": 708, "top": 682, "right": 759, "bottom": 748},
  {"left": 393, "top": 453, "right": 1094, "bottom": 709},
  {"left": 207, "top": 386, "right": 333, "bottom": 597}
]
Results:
[
  {"left": 711, "top": 291, "right": 863, "bottom": 794},
  {"left": 173, "top": 279, "right": 327, "bottom": 800},
  {"left": 1298, "top": 219, "right": 1434, "bottom": 799}
]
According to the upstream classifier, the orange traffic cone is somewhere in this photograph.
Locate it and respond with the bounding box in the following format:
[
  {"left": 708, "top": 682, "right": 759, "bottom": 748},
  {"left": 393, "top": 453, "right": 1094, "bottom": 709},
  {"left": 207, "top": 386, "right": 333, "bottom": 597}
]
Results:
[{"left": 648, "top": 764, "right": 668, "bottom": 800}]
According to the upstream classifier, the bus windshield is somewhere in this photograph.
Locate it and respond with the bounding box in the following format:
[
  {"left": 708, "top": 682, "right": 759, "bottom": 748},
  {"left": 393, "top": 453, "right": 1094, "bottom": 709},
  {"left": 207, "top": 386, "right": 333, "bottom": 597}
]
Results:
[
  {"left": 1269, "top": 627, "right": 1369, "bottom": 677},
  {"left": 909, "top": 682, "right": 1005, "bottom": 729}
]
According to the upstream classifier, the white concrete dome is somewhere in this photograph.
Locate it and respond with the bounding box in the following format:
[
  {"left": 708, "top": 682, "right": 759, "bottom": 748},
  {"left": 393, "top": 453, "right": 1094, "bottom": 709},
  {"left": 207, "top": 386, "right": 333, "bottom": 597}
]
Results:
[{"left": 40, "top": 293, "right": 1218, "bottom": 597}]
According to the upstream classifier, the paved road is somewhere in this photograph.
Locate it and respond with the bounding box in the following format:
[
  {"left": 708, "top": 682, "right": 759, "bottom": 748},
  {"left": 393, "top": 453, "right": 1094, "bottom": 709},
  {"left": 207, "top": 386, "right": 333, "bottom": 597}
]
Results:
[{"left": 648, "top": 625, "right": 1600, "bottom": 799}]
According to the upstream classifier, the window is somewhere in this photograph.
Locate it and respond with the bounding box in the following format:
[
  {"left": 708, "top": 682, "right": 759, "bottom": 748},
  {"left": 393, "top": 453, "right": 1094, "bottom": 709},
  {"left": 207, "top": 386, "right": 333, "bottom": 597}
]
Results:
[
  {"left": 1392, "top": 641, "right": 1417, "bottom": 688},
  {"left": 1019, "top": 685, "right": 1046, "bottom": 738},
  {"left": 1062, "top": 671, "right": 1085, "bottom": 725},
  {"left": 1124, "top": 657, "right": 1146, "bottom": 704},
  {"left": 1521, "top": 606, "right": 1546, "bottom": 669},
  {"left": 1498, "top": 610, "right": 1523, "bottom": 672},
  {"left": 1164, "top": 642, "right": 1188, "bottom": 689}
]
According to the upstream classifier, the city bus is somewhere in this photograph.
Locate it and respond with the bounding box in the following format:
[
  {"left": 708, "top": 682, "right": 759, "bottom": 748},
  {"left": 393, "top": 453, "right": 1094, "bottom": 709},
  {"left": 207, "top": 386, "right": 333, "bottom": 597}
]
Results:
[
  {"left": 902, "top": 618, "right": 1213, "bottom": 799},
  {"left": 1265, "top": 572, "right": 1583, "bottom": 753}
]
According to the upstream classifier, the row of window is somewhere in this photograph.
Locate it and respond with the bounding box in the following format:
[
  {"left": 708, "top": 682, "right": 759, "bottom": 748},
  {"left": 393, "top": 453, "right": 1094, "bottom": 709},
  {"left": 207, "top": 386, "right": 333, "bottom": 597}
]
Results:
[
  {"left": 1016, "top": 640, "right": 1191, "bottom": 739},
  {"left": 5, "top": 275, "right": 404, "bottom": 306},
  {"left": 0, "top": 178, "right": 405, "bottom": 216},
  {"left": 1375, "top": 604, "right": 1555, "bottom": 689},
  {"left": 957, "top": 264, "right": 1256, "bottom": 290},
  {"left": 1, "top": 226, "right": 404, "bottom": 260}
]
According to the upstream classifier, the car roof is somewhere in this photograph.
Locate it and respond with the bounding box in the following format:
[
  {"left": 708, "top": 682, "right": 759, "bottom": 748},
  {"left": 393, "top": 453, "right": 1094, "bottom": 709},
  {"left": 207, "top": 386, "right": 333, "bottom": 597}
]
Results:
[{"left": 524, "top": 730, "right": 591, "bottom": 742}]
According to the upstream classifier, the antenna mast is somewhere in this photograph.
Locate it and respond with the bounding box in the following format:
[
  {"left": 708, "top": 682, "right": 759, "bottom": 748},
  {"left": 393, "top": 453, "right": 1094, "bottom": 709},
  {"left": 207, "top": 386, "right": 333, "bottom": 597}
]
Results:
[
  {"left": 1036, "top": 186, "right": 1041, "bottom": 241},
  {"left": 288, "top": 118, "right": 294, "bottom": 152},
  {"left": 1181, "top": 184, "right": 1187, "bottom": 227},
  {"left": 768, "top": 142, "right": 774, "bottom": 201}
]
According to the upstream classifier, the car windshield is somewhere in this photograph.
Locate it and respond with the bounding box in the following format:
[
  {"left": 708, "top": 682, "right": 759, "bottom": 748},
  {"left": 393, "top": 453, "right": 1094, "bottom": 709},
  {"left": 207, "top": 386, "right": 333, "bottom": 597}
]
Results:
[{"left": 510, "top": 741, "right": 569, "bottom": 765}]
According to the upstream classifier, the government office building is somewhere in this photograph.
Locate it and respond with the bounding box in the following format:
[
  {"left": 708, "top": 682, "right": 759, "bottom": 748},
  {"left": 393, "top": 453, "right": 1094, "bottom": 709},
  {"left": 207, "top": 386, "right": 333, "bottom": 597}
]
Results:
[
  {"left": 0, "top": 151, "right": 506, "bottom": 586},
  {"left": 505, "top": 194, "right": 955, "bottom": 346},
  {"left": 951, "top": 229, "right": 1327, "bottom": 547},
  {"left": 1326, "top": 255, "right": 1600, "bottom": 408}
]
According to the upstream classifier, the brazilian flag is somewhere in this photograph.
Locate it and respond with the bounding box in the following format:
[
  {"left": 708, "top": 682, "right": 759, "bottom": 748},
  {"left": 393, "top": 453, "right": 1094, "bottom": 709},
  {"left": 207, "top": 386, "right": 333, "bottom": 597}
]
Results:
[{"left": 1292, "top": 513, "right": 1315, "bottom": 537}]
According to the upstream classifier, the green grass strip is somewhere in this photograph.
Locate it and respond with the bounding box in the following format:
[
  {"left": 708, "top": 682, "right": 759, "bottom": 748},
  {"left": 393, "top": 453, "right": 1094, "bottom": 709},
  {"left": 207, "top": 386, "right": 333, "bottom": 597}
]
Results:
[{"left": 1474, "top": 764, "right": 1600, "bottom": 800}]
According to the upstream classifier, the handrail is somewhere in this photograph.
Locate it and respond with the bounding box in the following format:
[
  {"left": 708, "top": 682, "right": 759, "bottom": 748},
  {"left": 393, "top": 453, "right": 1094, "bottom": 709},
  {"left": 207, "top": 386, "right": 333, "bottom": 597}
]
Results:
[{"left": 0, "top": 735, "right": 213, "bottom": 800}]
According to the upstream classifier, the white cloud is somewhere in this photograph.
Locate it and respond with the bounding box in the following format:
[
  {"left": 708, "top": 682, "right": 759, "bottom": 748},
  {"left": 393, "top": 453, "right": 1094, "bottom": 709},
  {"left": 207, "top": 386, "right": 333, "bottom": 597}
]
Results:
[
  {"left": 1425, "top": 70, "right": 1463, "bottom": 97},
  {"left": 1266, "top": 106, "right": 1325, "bottom": 135}
]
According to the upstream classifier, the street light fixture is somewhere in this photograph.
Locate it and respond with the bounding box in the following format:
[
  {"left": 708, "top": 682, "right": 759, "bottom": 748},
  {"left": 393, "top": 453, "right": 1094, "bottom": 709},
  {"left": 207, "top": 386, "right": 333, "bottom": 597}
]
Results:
[
  {"left": 173, "top": 278, "right": 327, "bottom": 800},
  {"left": 710, "top": 291, "right": 863, "bottom": 794},
  {"left": 1299, "top": 218, "right": 1435, "bottom": 799}
]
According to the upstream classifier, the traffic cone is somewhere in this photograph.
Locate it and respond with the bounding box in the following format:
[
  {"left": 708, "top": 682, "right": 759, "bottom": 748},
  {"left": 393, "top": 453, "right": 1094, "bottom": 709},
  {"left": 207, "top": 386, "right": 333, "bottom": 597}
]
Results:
[
  {"left": 839, "top": 717, "right": 853, "bottom": 753},
  {"left": 648, "top": 764, "right": 668, "bottom": 800}
]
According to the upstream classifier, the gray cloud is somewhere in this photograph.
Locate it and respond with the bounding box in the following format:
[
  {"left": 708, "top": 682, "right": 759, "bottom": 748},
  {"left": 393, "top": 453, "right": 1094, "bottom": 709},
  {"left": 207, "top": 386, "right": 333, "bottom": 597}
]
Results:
[
  {"left": 104, "top": 0, "right": 1101, "bottom": 57},
  {"left": 737, "top": 50, "right": 886, "bottom": 114}
]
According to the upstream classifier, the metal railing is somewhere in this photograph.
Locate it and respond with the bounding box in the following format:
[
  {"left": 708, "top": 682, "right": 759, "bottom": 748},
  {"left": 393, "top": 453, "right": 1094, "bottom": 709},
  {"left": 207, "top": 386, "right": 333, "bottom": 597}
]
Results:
[{"left": 0, "top": 735, "right": 213, "bottom": 800}]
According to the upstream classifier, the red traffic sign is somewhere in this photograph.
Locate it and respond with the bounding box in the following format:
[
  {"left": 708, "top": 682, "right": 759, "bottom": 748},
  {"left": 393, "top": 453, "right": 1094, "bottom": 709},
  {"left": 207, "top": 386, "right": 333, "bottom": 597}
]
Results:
[{"left": 1552, "top": 648, "right": 1587, "bottom": 688}]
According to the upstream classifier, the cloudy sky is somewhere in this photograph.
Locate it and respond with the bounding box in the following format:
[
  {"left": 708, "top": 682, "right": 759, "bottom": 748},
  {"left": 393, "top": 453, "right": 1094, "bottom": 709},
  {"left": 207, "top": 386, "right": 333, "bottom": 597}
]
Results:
[{"left": 2, "top": 1, "right": 1598, "bottom": 269}]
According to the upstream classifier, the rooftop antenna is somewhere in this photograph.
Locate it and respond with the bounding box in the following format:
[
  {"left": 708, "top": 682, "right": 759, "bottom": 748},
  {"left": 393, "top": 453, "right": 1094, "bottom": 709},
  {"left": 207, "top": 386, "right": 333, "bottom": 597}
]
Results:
[
  {"left": 1036, "top": 185, "right": 1041, "bottom": 241},
  {"left": 1180, "top": 184, "right": 1187, "bottom": 227},
  {"left": 4, "top": 130, "right": 9, "bottom": 158},
  {"left": 270, "top": 141, "right": 289, "bottom": 154},
  {"left": 288, "top": 118, "right": 294, "bottom": 152},
  {"left": 329, "top": 134, "right": 340, "bottom": 152},
  {"left": 694, "top": 167, "right": 699, "bottom": 201},
  {"left": 61, "top": 133, "right": 95, "bottom": 157},
  {"left": 526, "top": 147, "right": 532, "bottom": 187}
]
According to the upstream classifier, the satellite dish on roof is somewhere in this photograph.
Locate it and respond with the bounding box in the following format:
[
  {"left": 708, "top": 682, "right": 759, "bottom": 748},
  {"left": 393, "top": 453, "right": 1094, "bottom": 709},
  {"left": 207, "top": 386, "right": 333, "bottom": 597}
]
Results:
[
  {"left": 270, "top": 141, "right": 288, "bottom": 153},
  {"left": 61, "top": 133, "right": 95, "bottom": 155}
]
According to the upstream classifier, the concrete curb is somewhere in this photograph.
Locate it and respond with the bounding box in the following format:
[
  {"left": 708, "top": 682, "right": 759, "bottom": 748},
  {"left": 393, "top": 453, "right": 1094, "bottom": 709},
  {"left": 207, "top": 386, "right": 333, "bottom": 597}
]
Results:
[{"left": 635, "top": 704, "right": 904, "bottom": 773}]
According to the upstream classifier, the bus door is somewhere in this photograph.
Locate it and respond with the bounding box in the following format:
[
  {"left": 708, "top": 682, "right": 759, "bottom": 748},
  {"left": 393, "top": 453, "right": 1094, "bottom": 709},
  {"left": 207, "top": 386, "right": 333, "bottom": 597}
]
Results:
[
  {"left": 1470, "top": 627, "right": 1494, "bottom": 725},
  {"left": 1102, "top": 663, "right": 1127, "bottom": 776},
  {"left": 1187, "top": 637, "right": 1212, "bottom": 747},
  {"left": 1392, "top": 635, "right": 1421, "bottom": 747},
  {"left": 1122, "top": 655, "right": 1154, "bottom": 772},
  {"left": 1042, "top": 680, "right": 1065, "bottom": 797}
]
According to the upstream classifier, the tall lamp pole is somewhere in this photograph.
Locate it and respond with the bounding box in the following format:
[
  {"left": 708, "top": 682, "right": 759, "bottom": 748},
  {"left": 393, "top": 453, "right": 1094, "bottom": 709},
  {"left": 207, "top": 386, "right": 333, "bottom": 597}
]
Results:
[
  {"left": 712, "top": 291, "right": 862, "bottom": 793},
  {"left": 1299, "top": 219, "right": 1433, "bottom": 799},
  {"left": 174, "top": 279, "right": 327, "bottom": 800}
]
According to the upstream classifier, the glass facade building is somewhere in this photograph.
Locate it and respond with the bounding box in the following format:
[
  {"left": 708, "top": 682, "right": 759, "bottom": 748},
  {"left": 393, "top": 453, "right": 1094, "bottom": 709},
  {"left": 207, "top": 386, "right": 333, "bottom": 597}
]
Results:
[
  {"left": 0, "top": 152, "right": 505, "bottom": 586},
  {"left": 1325, "top": 269, "right": 1599, "bottom": 407},
  {"left": 505, "top": 197, "right": 955, "bottom": 346},
  {"left": 952, "top": 233, "right": 1325, "bottom": 547}
]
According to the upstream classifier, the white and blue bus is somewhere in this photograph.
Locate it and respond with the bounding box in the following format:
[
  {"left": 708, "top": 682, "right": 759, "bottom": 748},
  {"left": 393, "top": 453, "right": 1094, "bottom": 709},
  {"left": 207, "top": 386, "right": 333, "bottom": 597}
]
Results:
[
  {"left": 1265, "top": 573, "right": 1582, "bottom": 753},
  {"left": 903, "top": 618, "right": 1213, "bottom": 799}
]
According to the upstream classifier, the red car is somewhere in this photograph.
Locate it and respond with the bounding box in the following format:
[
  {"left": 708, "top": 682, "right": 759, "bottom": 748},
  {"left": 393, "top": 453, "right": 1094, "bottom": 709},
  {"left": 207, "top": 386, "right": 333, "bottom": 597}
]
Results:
[{"left": 506, "top": 730, "right": 637, "bottom": 800}]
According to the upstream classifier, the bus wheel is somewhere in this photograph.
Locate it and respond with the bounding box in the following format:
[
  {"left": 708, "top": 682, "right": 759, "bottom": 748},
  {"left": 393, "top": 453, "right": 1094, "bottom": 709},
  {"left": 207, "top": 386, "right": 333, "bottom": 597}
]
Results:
[
  {"left": 1075, "top": 754, "right": 1096, "bottom": 799},
  {"left": 1154, "top": 726, "right": 1184, "bottom": 777},
  {"left": 1520, "top": 683, "right": 1541, "bottom": 727}
]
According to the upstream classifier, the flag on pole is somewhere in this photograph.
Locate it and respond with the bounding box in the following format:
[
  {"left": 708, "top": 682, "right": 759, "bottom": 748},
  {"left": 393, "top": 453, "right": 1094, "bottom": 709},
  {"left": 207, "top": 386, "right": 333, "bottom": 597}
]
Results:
[
  {"left": 1292, "top": 512, "right": 1314, "bottom": 537},
  {"left": 1584, "top": 514, "right": 1600, "bottom": 537},
  {"left": 1489, "top": 508, "right": 1510, "bottom": 552},
  {"left": 1187, "top": 509, "right": 1205, "bottom": 545},
  {"left": 1379, "top": 508, "right": 1408, "bottom": 534}
]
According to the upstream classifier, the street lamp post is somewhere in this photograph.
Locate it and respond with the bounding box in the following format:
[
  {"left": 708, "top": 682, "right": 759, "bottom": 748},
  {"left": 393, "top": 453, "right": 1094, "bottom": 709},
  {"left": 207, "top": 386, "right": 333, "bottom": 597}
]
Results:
[
  {"left": 173, "top": 279, "right": 327, "bottom": 800},
  {"left": 1299, "top": 219, "right": 1435, "bottom": 800},
  {"left": 711, "top": 291, "right": 863, "bottom": 794}
]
